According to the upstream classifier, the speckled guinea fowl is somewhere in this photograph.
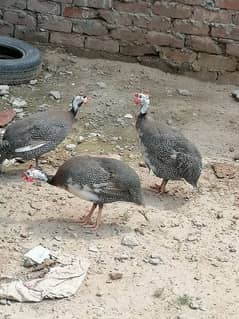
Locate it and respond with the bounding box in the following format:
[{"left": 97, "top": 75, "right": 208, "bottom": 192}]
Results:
[
  {"left": 23, "top": 155, "right": 144, "bottom": 229},
  {"left": 134, "top": 93, "right": 202, "bottom": 193},
  {"left": 0, "top": 95, "right": 88, "bottom": 170}
]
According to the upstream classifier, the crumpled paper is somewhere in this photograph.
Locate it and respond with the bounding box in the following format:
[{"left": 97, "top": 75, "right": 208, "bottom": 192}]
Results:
[{"left": 0, "top": 255, "right": 89, "bottom": 302}]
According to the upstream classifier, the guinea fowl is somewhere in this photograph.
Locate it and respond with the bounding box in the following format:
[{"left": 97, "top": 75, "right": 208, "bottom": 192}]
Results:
[
  {"left": 22, "top": 155, "right": 144, "bottom": 229},
  {"left": 134, "top": 93, "right": 202, "bottom": 193},
  {"left": 0, "top": 95, "right": 88, "bottom": 171}
]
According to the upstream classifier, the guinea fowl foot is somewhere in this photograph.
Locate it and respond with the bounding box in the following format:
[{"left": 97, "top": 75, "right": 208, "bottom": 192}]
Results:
[
  {"left": 78, "top": 216, "right": 94, "bottom": 225},
  {"left": 150, "top": 180, "right": 168, "bottom": 194},
  {"left": 83, "top": 204, "right": 103, "bottom": 230}
]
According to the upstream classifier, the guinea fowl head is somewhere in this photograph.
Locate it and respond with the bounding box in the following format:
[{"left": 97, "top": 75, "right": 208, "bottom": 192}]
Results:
[
  {"left": 70, "top": 95, "right": 88, "bottom": 117},
  {"left": 22, "top": 165, "right": 49, "bottom": 183},
  {"left": 134, "top": 93, "right": 150, "bottom": 115}
]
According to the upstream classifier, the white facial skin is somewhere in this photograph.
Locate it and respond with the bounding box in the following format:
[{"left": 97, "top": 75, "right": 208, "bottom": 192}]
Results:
[
  {"left": 72, "top": 95, "right": 88, "bottom": 113},
  {"left": 138, "top": 94, "right": 150, "bottom": 114},
  {"left": 24, "top": 168, "right": 48, "bottom": 182}
]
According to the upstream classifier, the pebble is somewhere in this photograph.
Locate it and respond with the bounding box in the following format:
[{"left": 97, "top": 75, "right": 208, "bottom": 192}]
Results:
[
  {"left": 189, "top": 301, "right": 200, "bottom": 310},
  {"left": 124, "top": 113, "right": 133, "bottom": 119},
  {"left": 121, "top": 234, "right": 139, "bottom": 247},
  {"left": 177, "top": 89, "right": 191, "bottom": 96},
  {"left": 109, "top": 272, "right": 123, "bottom": 280},
  {"left": 30, "top": 79, "right": 38, "bottom": 85},
  {"left": 231, "top": 89, "right": 239, "bottom": 101},
  {"left": 233, "top": 153, "right": 239, "bottom": 161},
  {"left": 65, "top": 144, "right": 76, "bottom": 151},
  {"left": 114, "top": 253, "right": 129, "bottom": 262},
  {"left": 49, "top": 91, "right": 61, "bottom": 100},
  {"left": 12, "top": 98, "right": 27, "bottom": 108},
  {"left": 96, "top": 82, "right": 107, "bottom": 89},
  {"left": 13, "top": 108, "right": 24, "bottom": 114},
  {"left": 0, "top": 85, "right": 9, "bottom": 96},
  {"left": 0, "top": 299, "right": 7, "bottom": 305},
  {"left": 77, "top": 136, "right": 85, "bottom": 144}
]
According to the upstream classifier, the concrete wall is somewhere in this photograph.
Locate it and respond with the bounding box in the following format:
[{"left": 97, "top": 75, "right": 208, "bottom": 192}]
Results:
[{"left": 1, "top": 0, "right": 239, "bottom": 83}]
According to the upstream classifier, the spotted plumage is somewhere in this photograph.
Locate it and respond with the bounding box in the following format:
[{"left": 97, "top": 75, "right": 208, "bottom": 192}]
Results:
[
  {"left": 134, "top": 93, "right": 202, "bottom": 193},
  {"left": 0, "top": 95, "right": 87, "bottom": 169},
  {"left": 23, "top": 155, "right": 144, "bottom": 229}
]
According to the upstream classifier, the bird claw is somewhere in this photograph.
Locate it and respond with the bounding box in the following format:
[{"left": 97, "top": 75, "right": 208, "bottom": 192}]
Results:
[
  {"left": 78, "top": 216, "right": 94, "bottom": 225},
  {"left": 83, "top": 223, "right": 99, "bottom": 230},
  {"left": 149, "top": 183, "right": 168, "bottom": 194}
]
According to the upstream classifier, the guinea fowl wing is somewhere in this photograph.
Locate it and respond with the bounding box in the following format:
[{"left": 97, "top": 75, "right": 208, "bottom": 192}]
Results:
[{"left": 52, "top": 157, "right": 131, "bottom": 203}]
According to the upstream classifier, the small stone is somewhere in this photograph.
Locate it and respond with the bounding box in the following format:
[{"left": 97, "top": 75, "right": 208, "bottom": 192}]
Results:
[
  {"left": 65, "top": 144, "right": 76, "bottom": 151},
  {"left": 212, "top": 163, "right": 236, "bottom": 179},
  {"left": 148, "top": 257, "right": 161, "bottom": 265},
  {"left": 114, "top": 253, "right": 129, "bottom": 262},
  {"left": 231, "top": 89, "right": 239, "bottom": 101},
  {"left": 177, "top": 89, "right": 191, "bottom": 96},
  {"left": 233, "top": 153, "right": 239, "bottom": 161},
  {"left": 96, "top": 82, "right": 107, "bottom": 89},
  {"left": 12, "top": 98, "right": 27, "bottom": 108},
  {"left": 96, "top": 291, "right": 103, "bottom": 297},
  {"left": 124, "top": 113, "right": 133, "bottom": 119},
  {"left": 13, "top": 108, "right": 24, "bottom": 114},
  {"left": 109, "top": 272, "right": 123, "bottom": 280},
  {"left": 0, "top": 109, "right": 16, "bottom": 127},
  {"left": 77, "top": 136, "right": 85, "bottom": 144},
  {"left": 30, "top": 79, "right": 38, "bottom": 85},
  {"left": 0, "top": 299, "right": 7, "bottom": 305},
  {"left": 121, "top": 234, "right": 139, "bottom": 247},
  {"left": 49, "top": 91, "right": 61, "bottom": 100},
  {"left": 30, "top": 202, "right": 42, "bottom": 210},
  {"left": 229, "top": 146, "right": 234, "bottom": 152},
  {"left": 0, "top": 85, "right": 9, "bottom": 96}
]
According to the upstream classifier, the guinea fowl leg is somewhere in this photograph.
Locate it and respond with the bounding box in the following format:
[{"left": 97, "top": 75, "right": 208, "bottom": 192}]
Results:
[
  {"left": 79, "top": 203, "right": 97, "bottom": 225},
  {"left": 150, "top": 179, "right": 169, "bottom": 193},
  {"left": 84, "top": 204, "right": 104, "bottom": 230},
  {"left": 35, "top": 157, "right": 39, "bottom": 168}
]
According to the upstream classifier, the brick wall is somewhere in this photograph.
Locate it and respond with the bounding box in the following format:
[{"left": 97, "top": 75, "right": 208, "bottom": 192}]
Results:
[{"left": 1, "top": 0, "right": 239, "bottom": 83}]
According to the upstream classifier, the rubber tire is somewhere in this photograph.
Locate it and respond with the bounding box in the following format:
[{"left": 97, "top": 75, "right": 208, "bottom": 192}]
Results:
[{"left": 0, "top": 36, "right": 42, "bottom": 85}]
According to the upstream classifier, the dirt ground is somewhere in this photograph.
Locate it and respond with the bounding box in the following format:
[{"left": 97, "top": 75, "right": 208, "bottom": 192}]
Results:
[{"left": 0, "top": 48, "right": 239, "bottom": 319}]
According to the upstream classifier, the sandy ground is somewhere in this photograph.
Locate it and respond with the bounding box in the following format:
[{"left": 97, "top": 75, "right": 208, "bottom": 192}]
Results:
[{"left": 0, "top": 48, "right": 239, "bottom": 319}]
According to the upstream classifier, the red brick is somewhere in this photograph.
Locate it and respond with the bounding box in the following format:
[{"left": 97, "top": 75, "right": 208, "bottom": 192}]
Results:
[
  {"left": 0, "top": 20, "right": 14, "bottom": 36},
  {"left": 38, "top": 14, "right": 72, "bottom": 33},
  {"left": 211, "top": 24, "right": 239, "bottom": 40},
  {"left": 160, "top": 47, "right": 197, "bottom": 64},
  {"left": 51, "top": 0, "right": 72, "bottom": 3},
  {"left": 114, "top": 1, "right": 151, "bottom": 14},
  {"left": 232, "top": 14, "right": 239, "bottom": 25},
  {"left": 99, "top": 10, "right": 132, "bottom": 26},
  {"left": 173, "top": 0, "right": 202, "bottom": 4},
  {"left": 15, "top": 25, "right": 49, "bottom": 42},
  {"left": 120, "top": 43, "right": 155, "bottom": 56},
  {"left": 111, "top": 27, "right": 145, "bottom": 44},
  {"left": 216, "top": 0, "right": 239, "bottom": 10},
  {"left": 147, "top": 31, "right": 184, "bottom": 49},
  {"left": 194, "top": 7, "right": 232, "bottom": 24},
  {"left": 27, "top": 0, "right": 60, "bottom": 15},
  {"left": 4, "top": 10, "right": 36, "bottom": 28},
  {"left": 73, "top": 0, "right": 112, "bottom": 9},
  {"left": 217, "top": 71, "right": 239, "bottom": 84},
  {"left": 85, "top": 37, "right": 119, "bottom": 53},
  {"left": 73, "top": 20, "right": 108, "bottom": 36},
  {"left": 189, "top": 36, "right": 222, "bottom": 54},
  {"left": 153, "top": 1, "right": 192, "bottom": 19},
  {"left": 173, "top": 20, "right": 209, "bottom": 35},
  {"left": 196, "top": 53, "right": 236, "bottom": 71},
  {"left": 133, "top": 15, "right": 171, "bottom": 32},
  {"left": 50, "top": 31, "right": 84, "bottom": 47},
  {"left": 226, "top": 43, "right": 239, "bottom": 57},
  {"left": 0, "top": 0, "right": 26, "bottom": 9},
  {"left": 63, "top": 7, "right": 96, "bottom": 18}
]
